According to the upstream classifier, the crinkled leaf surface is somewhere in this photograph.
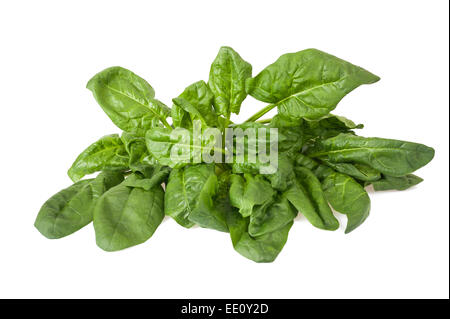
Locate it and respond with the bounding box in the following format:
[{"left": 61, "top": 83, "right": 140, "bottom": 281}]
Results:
[
  {"left": 68, "top": 134, "right": 129, "bottom": 182},
  {"left": 93, "top": 182, "right": 164, "bottom": 251},
  {"left": 307, "top": 133, "right": 435, "bottom": 177},
  {"left": 208, "top": 46, "right": 252, "bottom": 116},
  {"left": 35, "top": 171, "right": 123, "bottom": 239},
  {"left": 87, "top": 67, "right": 170, "bottom": 135},
  {"left": 321, "top": 171, "right": 371, "bottom": 233},
  {"left": 164, "top": 164, "right": 215, "bottom": 228},
  {"left": 246, "top": 49, "right": 379, "bottom": 120}
]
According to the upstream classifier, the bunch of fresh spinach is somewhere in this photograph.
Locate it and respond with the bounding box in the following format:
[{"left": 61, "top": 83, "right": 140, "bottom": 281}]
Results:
[{"left": 35, "top": 47, "right": 434, "bottom": 262}]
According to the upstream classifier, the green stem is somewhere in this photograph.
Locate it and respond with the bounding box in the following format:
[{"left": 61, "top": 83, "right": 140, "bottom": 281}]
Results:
[
  {"left": 244, "top": 103, "right": 276, "bottom": 123},
  {"left": 255, "top": 118, "right": 272, "bottom": 124},
  {"left": 161, "top": 117, "right": 172, "bottom": 129}
]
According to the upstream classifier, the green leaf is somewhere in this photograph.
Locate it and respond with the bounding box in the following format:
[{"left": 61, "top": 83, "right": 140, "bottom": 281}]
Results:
[
  {"left": 307, "top": 133, "right": 435, "bottom": 177},
  {"left": 121, "top": 132, "right": 156, "bottom": 173},
  {"left": 171, "top": 80, "right": 218, "bottom": 128},
  {"left": 145, "top": 125, "right": 223, "bottom": 169},
  {"left": 320, "top": 159, "right": 381, "bottom": 182},
  {"left": 68, "top": 134, "right": 129, "bottom": 182},
  {"left": 86, "top": 66, "right": 170, "bottom": 134},
  {"left": 304, "top": 113, "right": 363, "bottom": 142},
  {"left": 285, "top": 167, "right": 339, "bottom": 230},
  {"left": 266, "top": 153, "right": 296, "bottom": 191},
  {"left": 295, "top": 153, "right": 319, "bottom": 170},
  {"left": 371, "top": 174, "right": 423, "bottom": 191},
  {"left": 321, "top": 171, "right": 371, "bottom": 233},
  {"left": 208, "top": 46, "right": 252, "bottom": 116},
  {"left": 164, "top": 164, "right": 215, "bottom": 228},
  {"left": 188, "top": 174, "right": 228, "bottom": 232},
  {"left": 229, "top": 174, "right": 275, "bottom": 217},
  {"left": 122, "top": 166, "right": 171, "bottom": 190},
  {"left": 270, "top": 114, "right": 303, "bottom": 128},
  {"left": 226, "top": 208, "right": 293, "bottom": 263},
  {"left": 248, "top": 194, "right": 297, "bottom": 237},
  {"left": 246, "top": 49, "right": 379, "bottom": 120},
  {"left": 93, "top": 182, "right": 164, "bottom": 251},
  {"left": 35, "top": 171, "right": 124, "bottom": 239}
]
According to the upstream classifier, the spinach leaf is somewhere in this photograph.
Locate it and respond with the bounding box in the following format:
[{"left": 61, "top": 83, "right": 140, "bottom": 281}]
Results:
[
  {"left": 229, "top": 174, "right": 275, "bottom": 217},
  {"left": 121, "top": 132, "right": 156, "bottom": 173},
  {"left": 307, "top": 133, "right": 435, "bottom": 176},
  {"left": 285, "top": 167, "right": 339, "bottom": 230},
  {"left": 188, "top": 174, "right": 228, "bottom": 232},
  {"left": 172, "top": 80, "right": 218, "bottom": 128},
  {"left": 68, "top": 134, "right": 129, "bottom": 182},
  {"left": 248, "top": 194, "right": 297, "bottom": 237},
  {"left": 93, "top": 181, "right": 164, "bottom": 251},
  {"left": 208, "top": 46, "right": 252, "bottom": 117},
  {"left": 266, "top": 153, "right": 296, "bottom": 191},
  {"left": 303, "top": 113, "right": 363, "bottom": 142},
  {"left": 295, "top": 153, "right": 319, "bottom": 170},
  {"left": 226, "top": 208, "right": 293, "bottom": 263},
  {"left": 145, "top": 127, "right": 194, "bottom": 168},
  {"left": 87, "top": 66, "right": 171, "bottom": 134},
  {"left": 122, "top": 166, "right": 171, "bottom": 190},
  {"left": 164, "top": 164, "right": 215, "bottom": 227},
  {"left": 320, "top": 159, "right": 381, "bottom": 182},
  {"left": 370, "top": 174, "right": 423, "bottom": 191},
  {"left": 321, "top": 171, "right": 371, "bottom": 233},
  {"left": 246, "top": 49, "right": 379, "bottom": 120},
  {"left": 35, "top": 47, "right": 436, "bottom": 262},
  {"left": 35, "top": 171, "right": 124, "bottom": 239}
]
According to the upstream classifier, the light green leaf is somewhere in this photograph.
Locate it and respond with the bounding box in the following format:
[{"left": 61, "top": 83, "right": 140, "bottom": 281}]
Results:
[
  {"left": 68, "top": 134, "right": 129, "bottom": 182},
  {"left": 87, "top": 66, "right": 170, "bottom": 134},
  {"left": 171, "top": 80, "right": 218, "bottom": 128}
]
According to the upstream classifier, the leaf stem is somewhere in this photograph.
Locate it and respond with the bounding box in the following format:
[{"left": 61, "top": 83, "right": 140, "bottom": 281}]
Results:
[
  {"left": 161, "top": 117, "right": 172, "bottom": 129},
  {"left": 244, "top": 103, "right": 276, "bottom": 122},
  {"left": 255, "top": 118, "right": 272, "bottom": 124}
]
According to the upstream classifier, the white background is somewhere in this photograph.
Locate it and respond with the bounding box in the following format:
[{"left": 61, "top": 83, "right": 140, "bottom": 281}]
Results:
[{"left": 0, "top": 0, "right": 448, "bottom": 299}]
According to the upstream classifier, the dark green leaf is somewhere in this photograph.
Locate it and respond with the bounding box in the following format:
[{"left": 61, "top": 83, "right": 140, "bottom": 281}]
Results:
[
  {"left": 188, "top": 174, "right": 228, "bottom": 232},
  {"left": 35, "top": 171, "right": 124, "bottom": 239},
  {"left": 307, "top": 133, "right": 435, "bottom": 177},
  {"left": 371, "top": 174, "right": 423, "bottom": 191},
  {"left": 246, "top": 49, "right": 379, "bottom": 120},
  {"left": 93, "top": 182, "right": 164, "bottom": 251},
  {"left": 248, "top": 194, "right": 297, "bottom": 237},
  {"left": 208, "top": 46, "right": 252, "bottom": 116},
  {"left": 226, "top": 208, "right": 293, "bottom": 263},
  {"left": 286, "top": 167, "right": 339, "bottom": 230},
  {"left": 229, "top": 174, "right": 275, "bottom": 217},
  {"left": 122, "top": 166, "right": 171, "bottom": 190},
  {"left": 320, "top": 159, "right": 381, "bottom": 182},
  {"left": 164, "top": 164, "right": 215, "bottom": 227},
  {"left": 321, "top": 171, "right": 371, "bottom": 233}
]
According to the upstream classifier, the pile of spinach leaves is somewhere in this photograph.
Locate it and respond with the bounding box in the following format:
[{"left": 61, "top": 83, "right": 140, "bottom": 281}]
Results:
[{"left": 35, "top": 47, "right": 434, "bottom": 262}]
